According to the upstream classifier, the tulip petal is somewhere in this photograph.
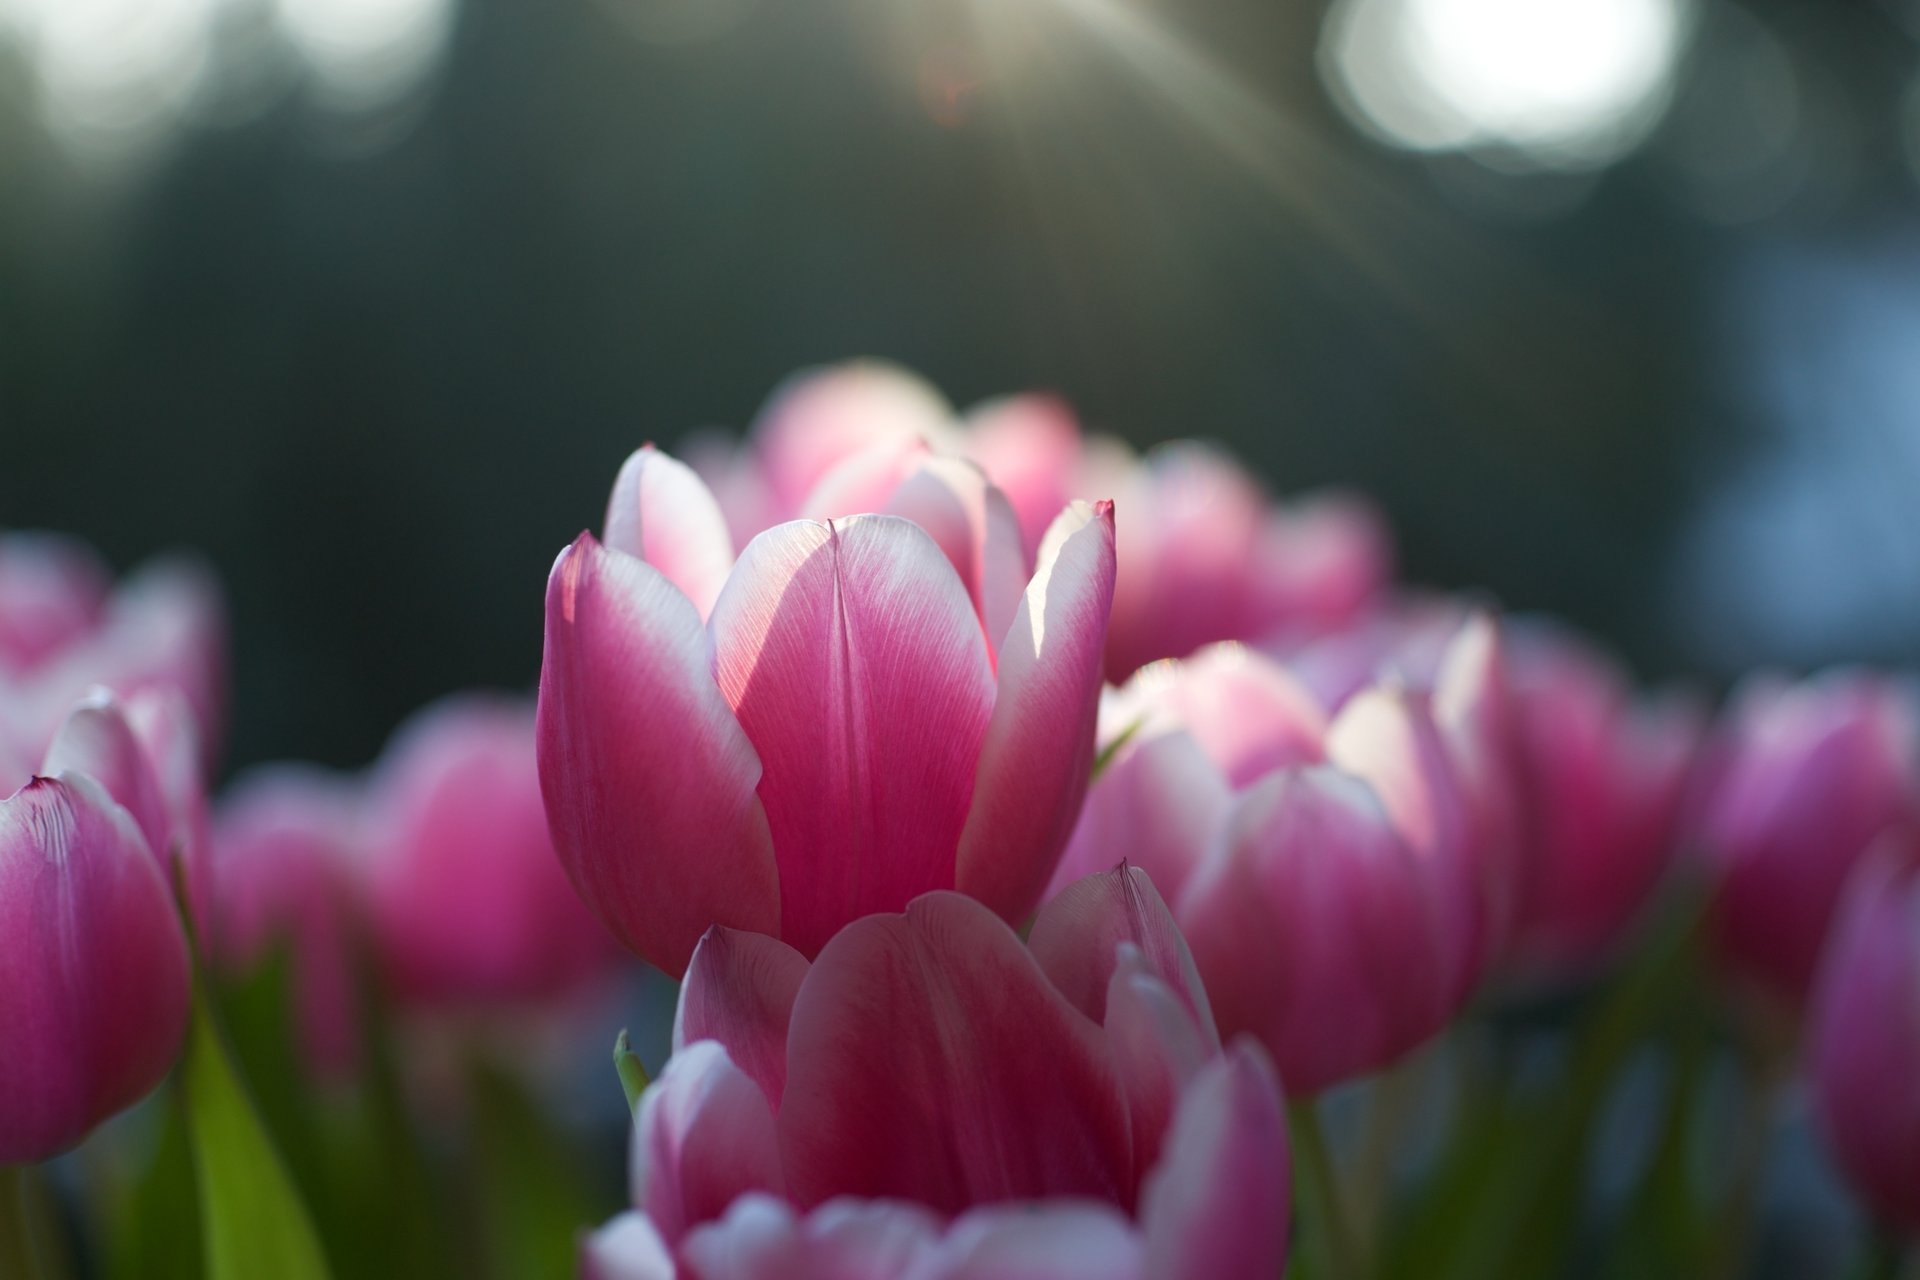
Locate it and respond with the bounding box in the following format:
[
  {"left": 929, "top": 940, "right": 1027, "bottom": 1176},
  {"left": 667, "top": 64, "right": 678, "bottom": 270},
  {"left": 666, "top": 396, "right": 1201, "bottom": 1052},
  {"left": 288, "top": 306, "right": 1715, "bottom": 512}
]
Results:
[
  {"left": 1047, "top": 730, "right": 1232, "bottom": 906},
  {"left": 779, "top": 891, "right": 1133, "bottom": 1214},
  {"left": 675, "top": 926, "right": 811, "bottom": 1111},
  {"left": 799, "top": 438, "right": 929, "bottom": 522},
  {"left": 582, "top": 1212, "right": 675, "bottom": 1280},
  {"left": 42, "top": 690, "right": 171, "bottom": 862},
  {"left": 884, "top": 456, "right": 1028, "bottom": 662},
  {"left": 1029, "top": 864, "right": 1217, "bottom": 1046},
  {"left": 1140, "top": 1042, "right": 1291, "bottom": 1280},
  {"left": 963, "top": 394, "right": 1086, "bottom": 559},
  {"left": 955, "top": 501, "right": 1117, "bottom": 925},
  {"left": 538, "top": 534, "right": 779, "bottom": 977},
  {"left": 1105, "top": 956, "right": 1215, "bottom": 1187},
  {"left": 680, "top": 1194, "right": 944, "bottom": 1280},
  {"left": 1140, "top": 645, "right": 1327, "bottom": 788},
  {"left": 749, "top": 361, "right": 959, "bottom": 514},
  {"left": 1176, "top": 768, "right": 1451, "bottom": 1094},
  {"left": 635, "top": 1040, "right": 786, "bottom": 1247},
  {"left": 0, "top": 775, "right": 191, "bottom": 1163},
  {"left": 604, "top": 445, "right": 738, "bottom": 620},
  {"left": 709, "top": 516, "right": 995, "bottom": 956},
  {"left": 932, "top": 1202, "right": 1145, "bottom": 1280}
]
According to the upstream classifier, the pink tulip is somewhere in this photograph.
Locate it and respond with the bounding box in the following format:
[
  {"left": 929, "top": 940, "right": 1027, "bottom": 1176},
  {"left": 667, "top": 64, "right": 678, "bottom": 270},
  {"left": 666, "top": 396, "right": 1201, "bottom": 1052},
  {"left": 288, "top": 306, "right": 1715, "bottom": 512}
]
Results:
[
  {"left": 365, "top": 695, "right": 618, "bottom": 1009},
  {"left": 538, "top": 445, "right": 1116, "bottom": 975},
  {"left": 0, "top": 531, "right": 112, "bottom": 676},
  {"left": 209, "top": 766, "right": 366, "bottom": 1079},
  {"left": 1048, "top": 639, "right": 1484, "bottom": 1094},
  {"left": 582, "top": 866, "right": 1290, "bottom": 1279},
  {"left": 0, "top": 774, "right": 191, "bottom": 1163},
  {"left": 1695, "top": 671, "right": 1920, "bottom": 1008},
  {"left": 1807, "top": 846, "right": 1920, "bottom": 1236}
]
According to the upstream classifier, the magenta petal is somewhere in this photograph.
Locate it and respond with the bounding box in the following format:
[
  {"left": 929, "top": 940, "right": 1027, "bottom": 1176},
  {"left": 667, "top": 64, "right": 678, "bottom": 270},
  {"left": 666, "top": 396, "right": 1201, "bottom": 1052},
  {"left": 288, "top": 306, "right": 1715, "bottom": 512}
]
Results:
[
  {"left": 1029, "top": 864, "right": 1217, "bottom": 1046},
  {"left": 710, "top": 516, "right": 995, "bottom": 956},
  {"left": 636, "top": 1040, "right": 786, "bottom": 1247},
  {"left": 955, "top": 500, "right": 1118, "bottom": 925},
  {"left": 1048, "top": 730, "right": 1232, "bottom": 906},
  {"left": 581, "top": 1212, "right": 675, "bottom": 1280},
  {"left": 779, "top": 891, "right": 1134, "bottom": 1214},
  {"left": 1140, "top": 1042, "right": 1291, "bottom": 1280},
  {"left": 884, "top": 456, "right": 1029, "bottom": 661},
  {"left": 963, "top": 394, "right": 1086, "bottom": 559},
  {"left": 0, "top": 775, "right": 191, "bottom": 1163},
  {"left": 42, "top": 690, "right": 171, "bottom": 862},
  {"left": 1105, "top": 958, "right": 1214, "bottom": 1187},
  {"left": 932, "top": 1202, "right": 1145, "bottom": 1280},
  {"left": 1176, "top": 768, "right": 1452, "bottom": 1094},
  {"left": 604, "top": 445, "right": 738, "bottom": 620},
  {"left": 675, "top": 926, "right": 811, "bottom": 1111},
  {"left": 537, "top": 534, "right": 779, "bottom": 977}
]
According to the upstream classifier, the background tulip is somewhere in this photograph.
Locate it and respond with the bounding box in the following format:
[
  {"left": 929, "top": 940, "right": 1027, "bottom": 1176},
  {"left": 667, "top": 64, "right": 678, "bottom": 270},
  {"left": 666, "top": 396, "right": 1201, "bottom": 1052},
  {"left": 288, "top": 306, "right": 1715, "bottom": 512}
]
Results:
[
  {"left": 1695, "top": 671, "right": 1920, "bottom": 1008},
  {"left": 538, "top": 446, "right": 1116, "bottom": 975},
  {"left": 0, "top": 775, "right": 191, "bottom": 1163},
  {"left": 364, "top": 695, "right": 618, "bottom": 1009},
  {"left": 584, "top": 866, "right": 1290, "bottom": 1279},
  {"left": 1806, "top": 846, "right": 1920, "bottom": 1237}
]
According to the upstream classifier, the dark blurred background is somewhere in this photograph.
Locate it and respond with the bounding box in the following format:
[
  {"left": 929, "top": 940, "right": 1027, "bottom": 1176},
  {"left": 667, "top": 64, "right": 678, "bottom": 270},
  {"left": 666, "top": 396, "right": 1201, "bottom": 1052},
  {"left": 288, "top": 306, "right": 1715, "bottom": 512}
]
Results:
[{"left": 3, "top": 0, "right": 1918, "bottom": 775}]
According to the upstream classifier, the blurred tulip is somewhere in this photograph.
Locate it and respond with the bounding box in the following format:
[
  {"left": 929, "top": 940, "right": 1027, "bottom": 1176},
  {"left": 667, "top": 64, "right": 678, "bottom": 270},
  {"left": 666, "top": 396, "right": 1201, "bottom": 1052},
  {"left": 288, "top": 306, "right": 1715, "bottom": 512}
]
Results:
[
  {"left": 365, "top": 695, "right": 618, "bottom": 1010},
  {"left": 1050, "top": 640, "right": 1485, "bottom": 1094},
  {"left": 0, "top": 774, "right": 191, "bottom": 1163},
  {"left": 582, "top": 866, "right": 1290, "bottom": 1278},
  {"left": 685, "top": 364, "right": 1392, "bottom": 683},
  {"left": 1695, "top": 671, "right": 1919, "bottom": 1008},
  {"left": 1807, "top": 847, "right": 1920, "bottom": 1236},
  {"left": 539, "top": 446, "right": 1116, "bottom": 975},
  {"left": 210, "top": 765, "right": 366, "bottom": 1079}
]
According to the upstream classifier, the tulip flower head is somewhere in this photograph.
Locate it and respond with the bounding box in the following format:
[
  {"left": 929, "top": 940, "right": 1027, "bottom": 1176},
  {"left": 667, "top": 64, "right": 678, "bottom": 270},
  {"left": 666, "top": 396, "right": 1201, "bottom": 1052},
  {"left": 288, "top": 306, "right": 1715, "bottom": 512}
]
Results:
[
  {"left": 538, "top": 444, "right": 1117, "bottom": 975},
  {"left": 1807, "top": 846, "right": 1920, "bottom": 1236},
  {"left": 582, "top": 866, "right": 1291, "bottom": 1279}
]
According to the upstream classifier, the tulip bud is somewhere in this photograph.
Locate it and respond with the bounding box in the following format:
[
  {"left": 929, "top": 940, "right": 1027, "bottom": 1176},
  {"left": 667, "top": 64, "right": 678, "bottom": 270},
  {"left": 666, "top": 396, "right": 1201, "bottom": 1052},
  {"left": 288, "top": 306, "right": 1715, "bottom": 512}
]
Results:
[{"left": 0, "top": 775, "right": 191, "bottom": 1163}]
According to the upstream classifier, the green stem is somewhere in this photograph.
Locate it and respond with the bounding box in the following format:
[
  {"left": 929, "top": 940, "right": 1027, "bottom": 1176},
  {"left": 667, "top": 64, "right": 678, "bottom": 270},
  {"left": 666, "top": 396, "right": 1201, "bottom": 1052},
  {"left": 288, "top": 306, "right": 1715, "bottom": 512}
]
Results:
[
  {"left": 1708, "top": 1053, "right": 1787, "bottom": 1280},
  {"left": 1290, "top": 1098, "right": 1362, "bottom": 1280},
  {"left": 0, "top": 1165, "right": 65, "bottom": 1280},
  {"left": 1348, "top": 1055, "right": 1420, "bottom": 1254}
]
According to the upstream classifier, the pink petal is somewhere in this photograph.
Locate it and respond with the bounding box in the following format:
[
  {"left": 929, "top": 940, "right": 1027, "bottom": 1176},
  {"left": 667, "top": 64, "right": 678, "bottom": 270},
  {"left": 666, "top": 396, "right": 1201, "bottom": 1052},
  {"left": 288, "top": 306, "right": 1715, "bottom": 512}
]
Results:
[
  {"left": 1430, "top": 615, "right": 1526, "bottom": 966},
  {"left": 538, "top": 534, "right": 779, "bottom": 978},
  {"left": 799, "top": 438, "right": 930, "bottom": 522},
  {"left": 1104, "top": 957, "right": 1215, "bottom": 1187},
  {"left": 709, "top": 516, "right": 995, "bottom": 957},
  {"left": 679, "top": 1194, "right": 944, "bottom": 1280},
  {"left": 884, "top": 456, "right": 1028, "bottom": 662},
  {"left": 1138, "top": 644, "right": 1328, "bottom": 788},
  {"left": 581, "top": 1212, "right": 675, "bottom": 1280},
  {"left": 931, "top": 1202, "right": 1145, "bottom": 1280},
  {"left": 0, "top": 531, "right": 110, "bottom": 674},
  {"left": 963, "top": 394, "right": 1087, "bottom": 560},
  {"left": 675, "top": 926, "right": 811, "bottom": 1111},
  {"left": 604, "top": 445, "right": 738, "bottom": 620},
  {"left": 1047, "top": 730, "right": 1232, "bottom": 906},
  {"left": 749, "top": 362, "right": 957, "bottom": 515},
  {"left": 635, "top": 1040, "right": 786, "bottom": 1247},
  {"left": 122, "top": 688, "right": 216, "bottom": 932},
  {"left": 779, "top": 891, "right": 1134, "bottom": 1214},
  {"left": 955, "top": 501, "right": 1117, "bottom": 926},
  {"left": 1175, "top": 768, "right": 1452, "bottom": 1094},
  {"left": 0, "top": 775, "right": 191, "bottom": 1163},
  {"left": 1029, "top": 864, "right": 1216, "bottom": 1046},
  {"left": 1140, "top": 1042, "right": 1292, "bottom": 1280},
  {"left": 41, "top": 690, "right": 171, "bottom": 862}
]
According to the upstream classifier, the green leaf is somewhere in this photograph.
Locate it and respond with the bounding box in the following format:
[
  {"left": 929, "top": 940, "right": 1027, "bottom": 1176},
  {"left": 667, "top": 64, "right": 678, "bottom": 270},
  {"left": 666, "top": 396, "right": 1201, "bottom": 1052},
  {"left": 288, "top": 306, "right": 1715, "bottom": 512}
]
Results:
[
  {"left": 179, "top": 972, "right": 334, "bottom": 1280},
  {"left": 613, "top": 1030, "right": 650, "bottom": 1114}
]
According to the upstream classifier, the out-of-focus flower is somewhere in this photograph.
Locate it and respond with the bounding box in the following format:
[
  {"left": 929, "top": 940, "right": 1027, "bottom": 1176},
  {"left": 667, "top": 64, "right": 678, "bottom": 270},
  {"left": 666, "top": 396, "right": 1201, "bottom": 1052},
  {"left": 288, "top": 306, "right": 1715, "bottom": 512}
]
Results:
[
  {"left": 0, "top": 774, "right": 190, "bottom": 1163},
  {"left": 1050, "top": 638, "right": 1489, "bottom": 1094},
  {"left": 0, "top": 531, "right": 227, "bottom": 771},
  {"left": 1695, "top": 671, "right": 1920, "bottom": 1008},
  {"left": 538, "top": 445, "right": 1116, "bottom": 975},
  {"left": 209, "top": 765, "right": 367, "bottom": 1080},
  {"left": 364, "top": 695, "right": 618, "bottom": 1010},
  {"left": 1807, "top": 846, "right": 1920, "bottom": 1236},
  {"left": 685, "top": 362, "right": 1392, "bottom": 684},
  {"left": 582, "top": 866, "right": 1290, "bottom": 1279}
]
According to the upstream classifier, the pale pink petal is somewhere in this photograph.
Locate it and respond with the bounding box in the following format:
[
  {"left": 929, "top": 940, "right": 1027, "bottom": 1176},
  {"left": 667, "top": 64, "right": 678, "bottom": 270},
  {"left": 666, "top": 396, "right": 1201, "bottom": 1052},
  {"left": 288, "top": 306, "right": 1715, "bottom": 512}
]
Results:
[
  {"left": 604, "top": 445, "right": 738, "bottom": 620},
  {"left": 1047, "top": 730, "right": 1231, "bottom": 906},
  {"left": 1029, "top": 864, "right": 1216, "bottom": 1046},
  {"left": 675, "top": 926, "right": 811, "bottom": 1111},
  {"left": 799, "top": 438, "right": 930, "bottom": 522},
  {"left": 679, "top": 1194, "right": 943, "bottom": 1280},
  {"left": 1246, "top": 492, "right": 1393, "bottom": 639},
  {"left": 1144, "top": 645, "right": 1327, "bottom": 788},
  {"left": 709, "top": 516, "right": 994, "bottom": 956},
  {"left": 1140, "top": 1042, "right": 1291, "bottom": 1280},
  {"left": 962, "top": 394, "right": 1086, "bottom": 560},
  {"left": 581, "top": 1212, "right": 675, "bottom": 1280},
  {"left": 1176, "top": 768, "right": 1452, "bottom": 1094},
  {"left": 931, "top": 1201, "right": 1144, "bottom": 1280},
  {"left": 955, "top": 501, "right": 1117, "bottom": 926},
  {"left": 0, "top": 775, "right": 190, "bottom": 1163},
  {"left": 538, "top": 534, "right": 779, "bottom": 978},
  {"left": 1430, "top": 615, "right": 1526, "bottom": 966},
  {"left": 41, "top": 690, "right": 171, "bottom": 862},
  {"left": 884, "top": 456, "right": 1029, "bottom": 661},
  {"left": 122, "top": 688, "right": 215, "bottom": 930},
  {"left": 0, "top": 531, "right": 109, "bottom": 674},
  {"left": 749, "top": 362, "right": 958, "bottom": 515},
  {"left": 779, "top": 891, "right": 1133, "bottom": 1213},
  {"left": 635, "top": 1040, "right": 786, "bottom": 1247}
]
